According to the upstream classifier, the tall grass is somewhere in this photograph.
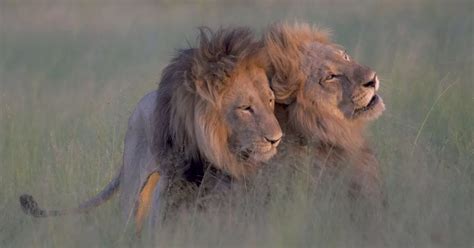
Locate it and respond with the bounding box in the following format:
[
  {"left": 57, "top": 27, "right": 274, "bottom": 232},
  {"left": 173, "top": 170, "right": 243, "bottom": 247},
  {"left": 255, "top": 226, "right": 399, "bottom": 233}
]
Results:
[{"left": 1, "top": 0, "right": 472, "bottom": 247}]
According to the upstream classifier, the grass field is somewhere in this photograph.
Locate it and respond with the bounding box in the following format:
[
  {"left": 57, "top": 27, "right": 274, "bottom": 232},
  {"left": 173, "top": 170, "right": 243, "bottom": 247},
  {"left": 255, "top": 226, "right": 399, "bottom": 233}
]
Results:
[{"left": 1, "top": 0, "right": 473, "bottom": 247}]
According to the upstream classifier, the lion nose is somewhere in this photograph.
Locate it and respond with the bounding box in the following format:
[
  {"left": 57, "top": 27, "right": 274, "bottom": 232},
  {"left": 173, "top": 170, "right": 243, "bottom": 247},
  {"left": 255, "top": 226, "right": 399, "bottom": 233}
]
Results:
[
  {"left": 265, "top": 133, "right": 282, "bottom": 147},
  {"left": 362, "top": 74, "right": 379, "bottom": 90}
]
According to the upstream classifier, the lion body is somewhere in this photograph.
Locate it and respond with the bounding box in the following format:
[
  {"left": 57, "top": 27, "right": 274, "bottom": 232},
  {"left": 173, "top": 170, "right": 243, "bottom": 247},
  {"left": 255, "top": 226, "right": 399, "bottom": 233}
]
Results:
[{"left": 20, "top": 27, "right": 282, "bottom": 234}]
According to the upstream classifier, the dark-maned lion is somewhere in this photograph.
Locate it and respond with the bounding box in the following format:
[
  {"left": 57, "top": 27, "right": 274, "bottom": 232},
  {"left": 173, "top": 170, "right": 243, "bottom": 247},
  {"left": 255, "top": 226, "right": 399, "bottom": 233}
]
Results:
[
  {"left": 144, "top": 27, "right": 282, "bottom": 226},
  {"left": 19, "top": 27, "right": 282, "bottom": 233},
  {"left": 264, "top": 22, "right": 385, "bottom": 201}
]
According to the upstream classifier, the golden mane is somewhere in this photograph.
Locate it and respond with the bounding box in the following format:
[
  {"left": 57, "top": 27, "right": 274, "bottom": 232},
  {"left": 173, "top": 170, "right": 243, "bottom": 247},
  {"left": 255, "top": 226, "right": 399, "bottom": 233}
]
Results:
[
  {"left": 264, "top": 22, "right": 332, "bottom": 104},
  {"left": 153, "top": 27, "right": 266, "bottom": 179}
]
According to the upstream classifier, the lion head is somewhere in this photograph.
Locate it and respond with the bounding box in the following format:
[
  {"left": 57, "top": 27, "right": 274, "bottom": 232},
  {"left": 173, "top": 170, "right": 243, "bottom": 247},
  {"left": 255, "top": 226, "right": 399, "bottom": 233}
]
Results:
[
  {"left": 264, "top": 22, "right": 384, "bottom": 149},
  {"left": 154, "top": 27, "right": 282, "bottom": 179}
]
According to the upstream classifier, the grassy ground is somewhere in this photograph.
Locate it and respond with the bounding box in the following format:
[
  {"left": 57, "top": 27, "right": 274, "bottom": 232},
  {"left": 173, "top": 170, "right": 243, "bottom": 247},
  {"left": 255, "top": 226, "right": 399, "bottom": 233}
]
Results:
[{"left": 1, "top": 0, "right": 473, "bottom": 247}]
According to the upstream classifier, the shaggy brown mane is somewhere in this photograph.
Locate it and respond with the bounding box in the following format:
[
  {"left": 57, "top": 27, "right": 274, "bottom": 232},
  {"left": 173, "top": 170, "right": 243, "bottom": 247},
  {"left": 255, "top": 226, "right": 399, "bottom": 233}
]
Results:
[
  {"left": 153, "top": 27, "right": 266, "bottom": 179},
  {"left": 264, "top": 22, "right": 332, "bottom": 104}
]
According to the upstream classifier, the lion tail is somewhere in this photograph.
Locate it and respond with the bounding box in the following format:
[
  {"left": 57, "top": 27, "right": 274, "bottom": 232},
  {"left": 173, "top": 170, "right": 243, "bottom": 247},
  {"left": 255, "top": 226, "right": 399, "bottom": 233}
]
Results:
[{"left": 19, "top": 175, "right": 120, "bottom": 217}]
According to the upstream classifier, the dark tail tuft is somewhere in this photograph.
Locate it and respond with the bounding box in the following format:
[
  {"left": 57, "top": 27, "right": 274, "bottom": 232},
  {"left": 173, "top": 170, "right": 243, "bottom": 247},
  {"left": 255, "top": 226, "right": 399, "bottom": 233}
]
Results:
[{"left": 19, "top": 194, "right": 46, "bottom": 217}]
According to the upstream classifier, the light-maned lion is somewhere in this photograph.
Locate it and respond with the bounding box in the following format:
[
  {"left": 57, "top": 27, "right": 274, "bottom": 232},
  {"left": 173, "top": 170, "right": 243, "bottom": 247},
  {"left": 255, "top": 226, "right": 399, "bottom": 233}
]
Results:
[
  {"left": 19, "top": 27, "right": 282, "bottom": 233},
  {"left": 264, "top": 22, "right": 385, "bottom": 201}
]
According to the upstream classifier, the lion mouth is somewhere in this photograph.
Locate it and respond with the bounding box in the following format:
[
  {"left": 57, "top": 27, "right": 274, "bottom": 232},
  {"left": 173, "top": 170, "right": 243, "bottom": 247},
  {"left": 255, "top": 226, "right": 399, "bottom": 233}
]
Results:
[
  {"left": 353, "top": 94, "right": 384, "bottom": 119},
  {"left": 355, "top": 94, "right": 379, "bottom": 112}
]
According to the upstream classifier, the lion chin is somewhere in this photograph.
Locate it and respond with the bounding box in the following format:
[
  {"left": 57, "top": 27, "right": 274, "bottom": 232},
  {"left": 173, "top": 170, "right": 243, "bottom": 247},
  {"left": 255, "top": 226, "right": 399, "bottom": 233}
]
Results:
[
  {"left": 243, "top": 146, "right": 278, "bottom": 165},
  {"left": 237, "top": 141, "right": 278, "bottom": 165}
]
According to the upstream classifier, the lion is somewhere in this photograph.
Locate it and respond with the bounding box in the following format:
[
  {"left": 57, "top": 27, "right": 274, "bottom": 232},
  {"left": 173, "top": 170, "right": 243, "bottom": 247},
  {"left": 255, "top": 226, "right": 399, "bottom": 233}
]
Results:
[
  {"left": 19, "top": 27, "right": 282, "bottom": 233},
  {"left": 263, "top": 22, "right": 385, "bottom": 201}
]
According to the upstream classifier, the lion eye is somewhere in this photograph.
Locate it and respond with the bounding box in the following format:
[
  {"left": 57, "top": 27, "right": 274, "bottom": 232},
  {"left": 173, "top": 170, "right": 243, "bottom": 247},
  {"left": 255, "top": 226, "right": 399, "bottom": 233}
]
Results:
[
  {"left": 343, "top": 53, "right": 350, "bottom": 61},
  {"left": 269, "top": 98, "right": 274, "bottom": 105},
  {"left": 326, "top": 74, "right": 338, "bottom": 81},
  {"left": 239, "top": 105, "right": 253, "bottom": 113}
]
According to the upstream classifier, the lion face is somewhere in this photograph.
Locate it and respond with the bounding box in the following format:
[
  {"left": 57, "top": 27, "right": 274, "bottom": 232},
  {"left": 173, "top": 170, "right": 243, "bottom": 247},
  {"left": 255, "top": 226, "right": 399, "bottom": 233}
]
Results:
[
  {"left": 264, "top": 23, "right": 385, "bottom": 146},
  {"left": 300, "top": 42, "right": 385, "bottom": 122},
  {"left": 221, "top": 67, "right": 282, "bottom": 165},
  {"left": 159, "top": 27, "right": 284, "bottom": 178}
]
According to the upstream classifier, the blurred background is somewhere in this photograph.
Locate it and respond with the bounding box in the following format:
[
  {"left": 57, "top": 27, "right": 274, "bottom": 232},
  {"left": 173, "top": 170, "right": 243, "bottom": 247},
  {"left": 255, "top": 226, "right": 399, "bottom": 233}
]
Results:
[{"left": 1, "top": 0, "right": 472, "bottom": 247}]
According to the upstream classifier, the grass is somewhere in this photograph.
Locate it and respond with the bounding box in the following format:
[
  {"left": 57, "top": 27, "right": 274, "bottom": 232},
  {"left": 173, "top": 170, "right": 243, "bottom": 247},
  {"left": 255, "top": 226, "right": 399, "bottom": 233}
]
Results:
[{"left": 1, "top": 0, "right": 473, "bottom": 247}]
